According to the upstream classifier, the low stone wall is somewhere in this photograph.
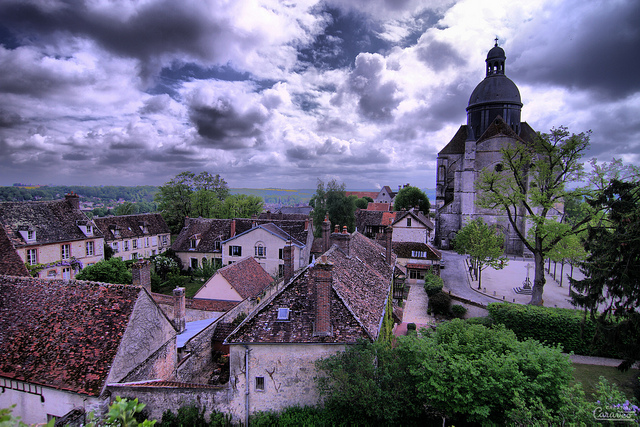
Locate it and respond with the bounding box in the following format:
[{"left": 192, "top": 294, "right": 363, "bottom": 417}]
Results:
[{"left": 107, "top": 383, "right": 231, "bottom": 421}]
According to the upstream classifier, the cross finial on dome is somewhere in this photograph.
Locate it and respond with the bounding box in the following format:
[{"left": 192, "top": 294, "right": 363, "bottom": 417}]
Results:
[{"left": 494, "top": 36, "right": 499, "bottom": 47}]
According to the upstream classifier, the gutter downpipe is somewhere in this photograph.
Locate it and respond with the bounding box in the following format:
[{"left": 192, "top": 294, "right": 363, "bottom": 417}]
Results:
[{"left": 245, "top": 345, "right": 250, "bottom": 426}]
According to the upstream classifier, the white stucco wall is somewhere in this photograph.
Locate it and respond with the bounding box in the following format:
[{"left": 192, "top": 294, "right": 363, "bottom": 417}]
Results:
[
  {"left": 227, "top": 343, "right": 346, "bottom": 420},
  {"left": 223, "top": 228, "right": 304, "bottom": 277},
  {"left": 0, "top": 378, "right": 106, "bottom": 425},
  {"left": 392, "top": 217, "right": 428, "bottom": 243},
  {"left": 194, "top": 274, "right": 242, "bottom": 301}
]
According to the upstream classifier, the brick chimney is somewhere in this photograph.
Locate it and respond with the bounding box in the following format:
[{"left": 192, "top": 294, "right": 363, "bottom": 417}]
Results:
[
  {"left": 283, "top": 240, "right": 294, "bottom": 284},
  {"left": 312, "top": 256, "right": 333, "bottom": 336},
  {"left": 304, "top": 218, "right": 309, "bottom": 231},
  {"left": 173, "top": 287, "right": 186, "bottom": 333},
  {"left": 322, "top": 214, "right": 331, "bottom": 253},
  {"left": 384, "top": 225, "right": 393, "bottom": 267},
  {"left": 266, "top": 210, "right": 271, "bottom": 220},
  {"left": 331, "top": 225, "right": 351, "bottom": 256},
  {"left": 65, "top": 192, "right": 80, "bottom": 210},
  {"left": 230, "top": 219, "right": 236, "bottom": 238},
  {"left": 132, "top": 260, "right": 151, "bottom": 292}
]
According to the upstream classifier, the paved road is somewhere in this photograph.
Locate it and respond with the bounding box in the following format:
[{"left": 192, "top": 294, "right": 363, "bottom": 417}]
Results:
[{"left": 440, "top": 250, "right": 496, "bottom": 306}]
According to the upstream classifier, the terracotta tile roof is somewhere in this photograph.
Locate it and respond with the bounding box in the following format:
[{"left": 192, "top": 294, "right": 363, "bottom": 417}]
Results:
[
  {"left": 0, "top": 199, "right": 104, "bottom": 248},
  {"left": 438, "top": 125, "right": 468, "bottom": 155},
  {"left": 217, "top": 256, "right": 273, "bottom": 299},
  {"left": 0, "top": 275, "right": 141, "bottom": 396},
  {"left": 172, "top": 217, "right": 311, "bottom": 253},
  {"left": 366, "top": 202, "right": 391, "bottom": 211},
  {"left": 0, "top": 227, "right": 30, "bottom": 277},
  {"left": 392, "top": 242, "right": 441, "bottom": 261},
  {"left": 226, "top": 232, "right": 393, "bottom": 344},
  {"left": 94, "top": 213, "right": 169, "bottom": 242},
  {"left": 346, "top": 191, "right": 379, "bottom": 200}
]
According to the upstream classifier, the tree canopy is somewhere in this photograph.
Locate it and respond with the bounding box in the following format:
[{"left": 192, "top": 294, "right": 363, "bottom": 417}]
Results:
[
  {"left": 476, "top": 126, "right": 593, "bottom": 305},
  {"left": 310, "top": 179, "right": 356, "bottom": 237},
  {"left": 393, "top": 185, "right": 430, "bottom": 214},
  {"left": 76, "top": 257, "right": 132, "bottom": 284},
  {"left": 316, "top": 320, "right": 596, "bottom": 425},
  {"left": 570, "top": 179, "right": 640, "bottom": 369},
  {"left": 452, "top": 218, "right": 507, "bottom": 289}
]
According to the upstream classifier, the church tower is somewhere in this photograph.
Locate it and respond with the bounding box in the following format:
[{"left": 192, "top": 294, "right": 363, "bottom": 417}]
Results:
[{"left": 434, "top": 41, "right": 536, "bottom": 254}]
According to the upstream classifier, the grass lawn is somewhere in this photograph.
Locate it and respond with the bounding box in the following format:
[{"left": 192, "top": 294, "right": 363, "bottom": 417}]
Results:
[{"left": 572, "top": 363, "right": 639, "bottom": 401}]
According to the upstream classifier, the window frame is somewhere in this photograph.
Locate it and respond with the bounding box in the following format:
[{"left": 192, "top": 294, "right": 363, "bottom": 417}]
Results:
[
  {"left": 26, "top": 248, "right": 38, "bottom": 265},
  {"left": 86, "top": 241, "right": 95, "bottom": 256},
  {"left": 61, "top": 244, "right": 71, "bottom": 260},
  {"left": 229, "top": 245, "right": 242, "bottom": 257},
  {"left": 255, "top": 376, "right": 265, "bottom": 391}
]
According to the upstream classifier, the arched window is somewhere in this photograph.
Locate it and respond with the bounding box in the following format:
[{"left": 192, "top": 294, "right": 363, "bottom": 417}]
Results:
[{"left": 255, "top": 242, "right": 266, "bottom": 258}]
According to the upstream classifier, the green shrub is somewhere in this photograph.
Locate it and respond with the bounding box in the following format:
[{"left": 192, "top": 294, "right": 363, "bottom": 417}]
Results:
[
  {"left": 428, "top": 291, "right": 451, "bottom": 316},
  {"left": 466, "top": 316, "right": 493, "bottom": 327},
  {"left": 487, "top": 303, "right": 628, "bottom": 358},
  {"left": 451, "top": 304, "right": 467, "bottom": 318},
  {"left": 423, "top": 274, "right": 444, "bottom": 296}
]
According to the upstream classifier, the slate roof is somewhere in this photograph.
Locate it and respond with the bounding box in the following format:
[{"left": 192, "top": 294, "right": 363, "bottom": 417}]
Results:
[
  {"left": 226, "top": 232, "right": 393, "bottom": 344},
  {"left": 355, "top": 210, "right": 397, "bottom": 232},
  {"left": 0, "top": 276, "right": 142, "bottom": 396},
  {"left": 393, "top": 209, "right": 434, "bottom": 230},
  {"left": 379, "top": 186, "right": 396, "bottom": 198},
  {"left": 93, "top": 213, "right": 169, "bottom": 242},
  {"left": 438, "top": 125, "right": 468, "bottom": 155},
  {"left": 214, "top": 256, "right": 273, "bottom": 300},
  {"left": 0, "top": 199, "right": 104, "bottom": 248},
  {"left": 0, "top": 228, "right": 29, "bottom": 277},
  {"left": 172, "top": 217, "right": 311, "bottom": 253},
  {"left": 392, "top": 242, "right": 442, "bottom": 261}
]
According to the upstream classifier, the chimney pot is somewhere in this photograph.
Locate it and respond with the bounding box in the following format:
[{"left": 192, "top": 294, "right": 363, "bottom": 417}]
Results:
[
  {"left": 132, "top": 260, "right": 151, "bottom": 292},
  {"left": 283, "top": 241, "right": 294, "bottom": 284},
  {"left": 173, "top": 287, "right": 186, "bottom": 333},
  {"left": 342, "top": 226, "right": 348, "bottom": 234}
]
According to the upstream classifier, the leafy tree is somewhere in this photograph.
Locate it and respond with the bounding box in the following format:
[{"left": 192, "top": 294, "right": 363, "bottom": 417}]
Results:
[
  {"left": 317, "top": 320, "right": 595, "bottom": 425},
  {"left": 452, "top": 218, "right": 507, "bottom": 289},
  {"left": 393, "top": 185, "right": 430, "bottom": 214},
  {"left": 310, "top": 179, "right": 356, "bottom": 237},
  {"left": 476, "top": 126, "right": 592, "bottom": 305},
  {"left": 156, "top": 171, "right": 229, "bottom": 234},
  {"left": 76, "top": 257, "right": 132, "bottom": 284},
  {"left": 217, "top": 194, "right": 263, "bottom": 219},
  {"left": 570, "top": 179, "right": 640, "bottom": 369},
  {"left": 114, "top": 201, "right": 138, "bottom": 216},
  {"left": 354, "top": 197, "right": 369, "bottom": 210},
  {"left": 423, "top": 273, "right": 443, "bottom": 296}
]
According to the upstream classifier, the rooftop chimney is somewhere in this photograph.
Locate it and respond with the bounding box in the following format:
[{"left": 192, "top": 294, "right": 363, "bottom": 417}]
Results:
[
  {"left": 283, "top": 240, "right": 294, "bottom": 284},
  {"left": 230, "top": 219, "right": 236, "bottom": 238},
  {"left": 304, "top": 218, "right": 309, "bottom": 231},
  {"left": 173, "top": 287, "right": 186, "bottom": 333},
  {"left": 312, "top": 256, "right": 333, "bottom": 336},
  {"left": 331, "top": 225, "right": 351, "bottom": 256},
  {"left": 132, "top": 260, "right": 151, "bottom": 292},
  {"left": 65, "top": 192, "right": 80, "bottom": 210},
  {"left": 384, "top": 225, "right": 393, "bottom": 267},
  {"left": 322, "top": 214, "right": 331, "bottom": 253},
  {"left": 266, "top": 210, "right": 272, "bottom": 220}
]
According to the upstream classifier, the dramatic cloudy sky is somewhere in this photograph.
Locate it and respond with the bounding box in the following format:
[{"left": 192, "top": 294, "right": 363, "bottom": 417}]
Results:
[{"left": 0, "top": 0, "right": 639, "bottom": 189}]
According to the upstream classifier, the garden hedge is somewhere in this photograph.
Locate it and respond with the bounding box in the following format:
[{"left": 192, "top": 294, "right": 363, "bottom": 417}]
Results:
[{"left": 487, "top": 303, "right": 623, "bottom": 358}]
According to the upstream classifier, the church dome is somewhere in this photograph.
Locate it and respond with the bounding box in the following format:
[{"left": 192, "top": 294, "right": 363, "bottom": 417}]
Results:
[
  {"left": 465, "top": 41, "right": 523, "bottom": 140},
  {"left": 467, "top": 74, "right": 521, "bottom": 109}
]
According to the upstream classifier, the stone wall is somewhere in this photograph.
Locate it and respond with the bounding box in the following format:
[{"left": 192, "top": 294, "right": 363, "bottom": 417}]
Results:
[{"left": 107, "top": 383, "right": 231, "bottom": 421}]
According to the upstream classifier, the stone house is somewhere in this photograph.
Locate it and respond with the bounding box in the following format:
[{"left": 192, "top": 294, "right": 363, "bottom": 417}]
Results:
[
  {"left": 222, "top": 223, "right": 306, "bottom": 277},
  {"left": 94, "top": 213, "right": 171, "bottom": 260},
  {"left": 392, "top": 242, "right": 442, "bottom": 284},
  {"left": 435, "top": 42, "right": 538, "bottom": 253},
  {"left": 391, "top": 209, "right": 434, "bottom": 243},
  {"left": 194, "top": 256, "right": 274, "bottom": 302},
  {"left": 0, "top": 275, "right": 178, "bottom": 425},
  {"left": 374, "top": 185, "right": 397, "bottom": 206},
  {"left": 172, "top": 216, "right": 313, "bottom": 272},
  {"left": 0, "top": 193, "right": 105, "bottom": 280},
  {"left": 224, "top": 230, "right": 395, "bottom": 422}
]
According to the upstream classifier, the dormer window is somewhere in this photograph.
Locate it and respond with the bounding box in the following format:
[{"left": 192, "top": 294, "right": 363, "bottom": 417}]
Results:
[
  {"left": 277, "top": 308, "right": 290, "bottom": 321},
  {"left": 27, "top": 230, "right": 36, "bottom": 241},
  {"left": 190, "top": 239, "right": 198, "bottom": 249},
  {"left": 407, "top": 218, "right": 412, "bottom": 227},
  {"left": 139, "top": 222, "right": 149, "bottom": 233},
  {"left": 214, "top": 241, "right": 221, "bottom": 251},
  {"left": 77, "top": 220, "right": 93, "bottom": 236},
  {"left": 18, "top": 226, "right": 36, "bottom": 243}
]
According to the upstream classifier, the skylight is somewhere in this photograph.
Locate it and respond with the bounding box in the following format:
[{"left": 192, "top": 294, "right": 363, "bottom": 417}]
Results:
[{"left": 277, "top": 308, "right": 290, "bottom": 320}]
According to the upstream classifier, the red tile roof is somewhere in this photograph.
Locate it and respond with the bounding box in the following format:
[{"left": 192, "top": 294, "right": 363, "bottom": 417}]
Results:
[
  {"left": 0, "top": 276, "right": 141, "bottom": 396},
  {"left": 217, "top": 256, "right": 273, "bottom": 299}
]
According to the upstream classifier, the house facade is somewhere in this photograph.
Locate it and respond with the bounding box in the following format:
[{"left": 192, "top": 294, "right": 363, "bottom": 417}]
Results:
[
  {"left": 222, "top": 223, "right": 306, "bottom": 277},
  {"left": 435, "top": 42, "right": 537, "bottom": 254},
  {"left": 0, "top": 275, "right": 177, "bottom": 424},
  {"left": 94, "top": 213, "right": 170, "bottom": 260},
  {"left": 194, "top": 256, "right": 274, "bottom": 302},
  {"left": 172, "top": 217, "right": 313, "bottom": 273},
  {"left": 224, "top": 231, "right": 395, "bottom": 422},
  {"left": 0, "top": 194, "right": 104, "bottom": 280},
  {"left": 391, "top": 209, "right": 434, "bottom": 243}
]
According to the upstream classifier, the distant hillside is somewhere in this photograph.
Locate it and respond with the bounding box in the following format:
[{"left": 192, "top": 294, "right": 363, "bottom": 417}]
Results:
[{"left": 231, "top": 188, "right": 315, "bottom": 206}]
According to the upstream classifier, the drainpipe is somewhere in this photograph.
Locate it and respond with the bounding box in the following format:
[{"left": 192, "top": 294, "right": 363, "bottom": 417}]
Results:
[{"left": 244, "top": 346, "right": 250, "bottom": 426}]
